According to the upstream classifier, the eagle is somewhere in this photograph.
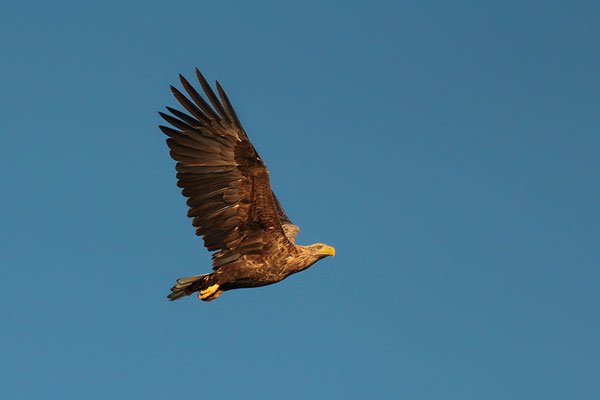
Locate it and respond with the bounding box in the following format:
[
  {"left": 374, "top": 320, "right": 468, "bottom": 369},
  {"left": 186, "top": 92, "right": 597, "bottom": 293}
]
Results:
[{"left": 159, "top": 69, "right": 335, "bottom": 302}]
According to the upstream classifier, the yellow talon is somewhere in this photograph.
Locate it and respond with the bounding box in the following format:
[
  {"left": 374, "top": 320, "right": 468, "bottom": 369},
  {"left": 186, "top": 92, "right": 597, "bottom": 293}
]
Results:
[
  {"left": 203, "top": 290, "right": 223, "bottom": 302},
  {"left": 198, "top": 284, "right": 220, "bottom": 300}
]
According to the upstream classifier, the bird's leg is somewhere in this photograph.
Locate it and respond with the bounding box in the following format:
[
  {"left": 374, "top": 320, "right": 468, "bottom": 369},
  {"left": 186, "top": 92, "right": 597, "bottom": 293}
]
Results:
[{"left": 198, "top": 284, "right": 222, "bottom": 301}]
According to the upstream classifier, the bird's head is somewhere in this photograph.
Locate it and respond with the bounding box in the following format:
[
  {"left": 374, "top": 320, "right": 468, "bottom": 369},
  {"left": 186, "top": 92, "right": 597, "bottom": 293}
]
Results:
[{"left": 308, "top": 243, "right": 336, "bottom": 259}]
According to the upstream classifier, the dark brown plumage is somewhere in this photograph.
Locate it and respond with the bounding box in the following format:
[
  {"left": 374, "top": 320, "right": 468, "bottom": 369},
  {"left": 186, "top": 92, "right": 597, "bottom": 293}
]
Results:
[{"left": 159, "top": 69, "right": 335, "bottom": 302}]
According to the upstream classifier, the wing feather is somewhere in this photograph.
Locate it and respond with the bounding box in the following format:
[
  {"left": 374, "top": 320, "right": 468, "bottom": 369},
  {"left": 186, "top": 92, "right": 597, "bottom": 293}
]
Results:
[
  {"left": 179, "top": 74, "right": 222, "bottom": 121},
  {"left": 195, "top": 69, "right": 232, "bottom": 124},
  {"left": 165, "top": 106, "right": 200, "bottom": 126},
  {"left": 216, "top": 81, "right": 243, "bottom": 131},
  {"left": 170, "top": 86, "right": 211, "bottom": 124}
]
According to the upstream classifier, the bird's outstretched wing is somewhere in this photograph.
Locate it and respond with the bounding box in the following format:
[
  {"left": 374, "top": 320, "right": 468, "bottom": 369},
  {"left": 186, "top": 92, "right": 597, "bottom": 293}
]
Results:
[{"left": 159, "top": 69, "right": 295, "bottom": 269}]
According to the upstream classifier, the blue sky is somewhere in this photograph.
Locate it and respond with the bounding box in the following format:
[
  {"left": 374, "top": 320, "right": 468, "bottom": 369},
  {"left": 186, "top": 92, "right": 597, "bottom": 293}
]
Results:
[{"left": 1, "top": 0, "right": 599, "bottom": 398}]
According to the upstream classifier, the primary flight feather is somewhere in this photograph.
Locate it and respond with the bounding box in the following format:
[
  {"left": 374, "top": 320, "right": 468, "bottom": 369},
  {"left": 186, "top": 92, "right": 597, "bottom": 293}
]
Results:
[{"left": 159, "top": 69, "right": 335, "bottom": 302}]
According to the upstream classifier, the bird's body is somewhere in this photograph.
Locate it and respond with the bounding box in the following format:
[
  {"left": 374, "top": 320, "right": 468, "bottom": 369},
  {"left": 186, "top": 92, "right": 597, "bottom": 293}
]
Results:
[{"left": 159, "top": 69, "right": 334, "bottom": 301}]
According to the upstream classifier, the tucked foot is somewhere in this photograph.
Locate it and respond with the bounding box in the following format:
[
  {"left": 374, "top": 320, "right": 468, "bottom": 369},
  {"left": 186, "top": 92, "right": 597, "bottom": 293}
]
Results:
[
  {"left": 203, "top": 289, "right": 223, "bottom": 302},
  {"left": 198, "top": 284, "right": 221, "bottom": 301}
]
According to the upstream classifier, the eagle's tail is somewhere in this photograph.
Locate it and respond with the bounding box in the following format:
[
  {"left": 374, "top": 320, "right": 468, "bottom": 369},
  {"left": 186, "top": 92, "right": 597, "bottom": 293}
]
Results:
[{"left": 167, "top": 273, "right": 212, "bottom": 301}]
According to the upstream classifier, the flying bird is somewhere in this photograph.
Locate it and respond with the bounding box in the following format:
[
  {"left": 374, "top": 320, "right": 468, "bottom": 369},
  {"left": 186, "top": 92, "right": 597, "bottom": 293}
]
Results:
[{"left": 159, "top": 69, "right": 335, "bottom": 302}]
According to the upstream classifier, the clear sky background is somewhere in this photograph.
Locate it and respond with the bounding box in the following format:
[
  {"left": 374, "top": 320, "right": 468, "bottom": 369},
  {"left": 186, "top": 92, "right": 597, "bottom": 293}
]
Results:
[{"left": 1, "top": 1, "right": 599, "bottom": 399}]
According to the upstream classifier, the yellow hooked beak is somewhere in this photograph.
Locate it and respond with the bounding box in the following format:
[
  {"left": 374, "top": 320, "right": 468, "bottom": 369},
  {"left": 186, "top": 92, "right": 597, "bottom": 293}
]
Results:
[{"left": 318, "top": 246, "right": 336, "bottom": 257}]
